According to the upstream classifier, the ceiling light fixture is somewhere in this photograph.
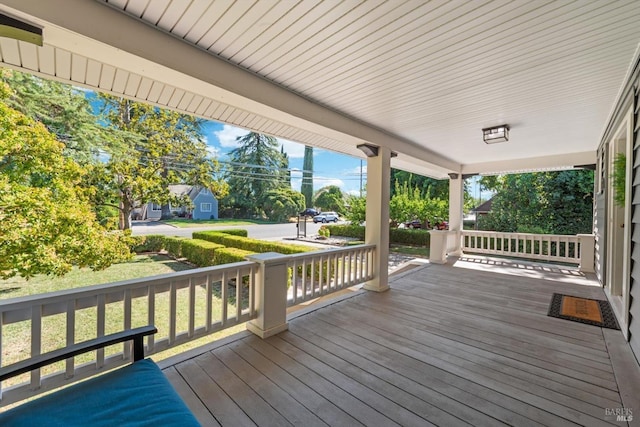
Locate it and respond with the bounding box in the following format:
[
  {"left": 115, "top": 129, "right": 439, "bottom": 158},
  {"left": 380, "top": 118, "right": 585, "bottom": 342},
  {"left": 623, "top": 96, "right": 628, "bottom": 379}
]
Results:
[
  {"left": 357, "top": 143, "right": 378, "bottom": 157},
  {"left": 357, "top": 143, "right": 397, "bottom": 158},
  {"left": 482, "top": 125, "right": 509, "bottom": 144}
]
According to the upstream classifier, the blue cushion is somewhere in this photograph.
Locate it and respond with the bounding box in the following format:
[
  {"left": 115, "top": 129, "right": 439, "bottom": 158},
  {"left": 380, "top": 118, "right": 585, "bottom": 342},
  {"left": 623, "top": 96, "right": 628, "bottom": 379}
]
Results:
[{"left": 0, "top": 359, "right": 200, "bottom": 426}]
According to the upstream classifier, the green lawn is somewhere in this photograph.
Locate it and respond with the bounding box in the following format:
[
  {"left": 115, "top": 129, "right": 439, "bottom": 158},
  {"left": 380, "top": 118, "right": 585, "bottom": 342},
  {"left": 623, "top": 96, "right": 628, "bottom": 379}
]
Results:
[
  {"left": 390, "top": 244, "right": 430, "bottom": 258},
  {"left": 0, "top": 254, "right": 193, "bottom": 298},
  {"left": 0, "top": 254, "right": 245, "bottom": 385},
  {"left": 162, "top": 218, "right": 278, "bottom": 228}
]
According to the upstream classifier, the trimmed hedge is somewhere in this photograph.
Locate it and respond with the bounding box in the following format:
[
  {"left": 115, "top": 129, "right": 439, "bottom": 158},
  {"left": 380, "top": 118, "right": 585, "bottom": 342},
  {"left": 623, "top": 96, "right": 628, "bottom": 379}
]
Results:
[
  {"left": 389, "top": 228, "right": 430, "bottom": 246},
  {"left": 213, "top": 247, "right": 256, "bottom": 265},
  {"left": 164, "top": 236, "right": 187, "bottom": 258},
  {"left": 322, "top": 225, "right": 365, "bottom": 239},
  {"left": 131, "top": 234, "right": 166, "bottom": 253},
  {"left": 193, "top": 231, "right": 312, "bottom": 254},
  {"left": 181, "top": 239, "right": 225, "bottom": 267},
  {"left": 215, "top": 228, "right": 248, "bottom": 237},
  {"left": 326, "top": 225, "right": 430, "bottom": 246}
]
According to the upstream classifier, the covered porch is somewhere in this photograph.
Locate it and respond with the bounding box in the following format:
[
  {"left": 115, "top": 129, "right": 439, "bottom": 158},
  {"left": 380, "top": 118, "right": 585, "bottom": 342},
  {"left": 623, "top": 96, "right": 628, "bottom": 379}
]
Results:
[
  {"left": 161, "top": 259, "right": 640, "bottom": 427},
  {"left": 0, "top": 1, "right": 639, "bottom": 424}
]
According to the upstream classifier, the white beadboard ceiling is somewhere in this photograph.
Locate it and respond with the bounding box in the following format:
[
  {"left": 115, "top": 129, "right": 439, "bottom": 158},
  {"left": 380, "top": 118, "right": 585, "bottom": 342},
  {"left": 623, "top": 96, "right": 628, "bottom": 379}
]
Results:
[{"left": 1, "top": 0, "right": 639, "bottom": 178}]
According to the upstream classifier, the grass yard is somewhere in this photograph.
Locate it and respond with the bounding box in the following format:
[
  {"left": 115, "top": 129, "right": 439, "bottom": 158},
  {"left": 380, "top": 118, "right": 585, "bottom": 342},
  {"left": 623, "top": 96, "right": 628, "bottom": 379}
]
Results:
[
  {"left": 162, "top": 218, "right": 277, "bottom": 228},
  {"left": 390, "top": 244, "right": 430, "bottom": 258},
  {"left": 0, "top": 254, "right": 246, "bottom": 386}
]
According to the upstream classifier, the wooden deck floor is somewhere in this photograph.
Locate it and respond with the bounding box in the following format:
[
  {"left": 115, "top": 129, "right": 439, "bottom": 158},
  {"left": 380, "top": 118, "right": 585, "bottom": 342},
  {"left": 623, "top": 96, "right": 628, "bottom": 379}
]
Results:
[{"left": 160, "top": 258, "right": 640, "bottom": 427}]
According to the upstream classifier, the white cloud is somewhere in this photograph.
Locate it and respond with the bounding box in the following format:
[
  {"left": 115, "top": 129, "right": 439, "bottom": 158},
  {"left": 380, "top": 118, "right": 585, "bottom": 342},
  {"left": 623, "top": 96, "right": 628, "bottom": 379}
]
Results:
[
  {"left": 313, "top": 176, "right": 345, "bottom": 189},
  {"left": 215, "top": 125, "right": 248, "bottom": 148},
  {"left": 206, "top": 145, "right": 220, "bottom": 158},
  {"left": 276, "top": 138, "right": 306, "bottom": 158}
]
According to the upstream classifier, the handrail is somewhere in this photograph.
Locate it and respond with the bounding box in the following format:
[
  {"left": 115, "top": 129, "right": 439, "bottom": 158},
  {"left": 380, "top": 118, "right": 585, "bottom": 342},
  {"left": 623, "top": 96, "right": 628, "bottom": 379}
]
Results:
[
  {"left": 287, "top": 244, "right": 375, "bottom": 306},
  {"left": 0, "top": 326, "right": 157, "bottom": 382},
  {"left": 0, "top": 262, "right": 256, "bottom": 406},
  {"left": 461, "top": 230, "right": 581, "bottom": 264}
]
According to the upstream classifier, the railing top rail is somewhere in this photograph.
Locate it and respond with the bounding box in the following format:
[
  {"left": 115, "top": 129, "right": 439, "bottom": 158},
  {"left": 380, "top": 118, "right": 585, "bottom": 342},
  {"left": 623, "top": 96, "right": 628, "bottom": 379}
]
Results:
[
  {"left": 461, "top": 230, "right": 580, "bottom": 239},
  {"left": 0, "top": 261, "right": 256, "bottom": 311},
  {"left": 286, "top": 244, "right": 375, "bottom": 262}
]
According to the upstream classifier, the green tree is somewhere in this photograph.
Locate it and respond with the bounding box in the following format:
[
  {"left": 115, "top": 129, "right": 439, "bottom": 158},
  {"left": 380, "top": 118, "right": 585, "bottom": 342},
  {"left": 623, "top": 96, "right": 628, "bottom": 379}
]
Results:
[
  {"left": 389, "top": 181, "right": 447, "bottom": 227},
  {"left": 262, "top": 187, "right": 305, "bottom": 222},
  {"left": 301, "top": 145, "right": 314, "bottom": 207},
  {"left": 391, "top": 169, "right": 449, "bottom": 200},
  {"left": 313, "top": 185, "right": 345, "bottom": 213},
  {"left": 344, "top": 194, "right": 367, "bottom": 224},
  {"left": 478, "top": 170, "right": 594, "bottom": 234},
  {"left": 96, "top": 95, "right": 227, "bottom": 229},
  {"left": 223, "top": 132, "right": 287, "bottom": 218},
  {"left": 1, "top": 69, "right": 109, "bottom": 164},
  {"left": 0, "top": 82, "right": 130, "bottom": 278}
]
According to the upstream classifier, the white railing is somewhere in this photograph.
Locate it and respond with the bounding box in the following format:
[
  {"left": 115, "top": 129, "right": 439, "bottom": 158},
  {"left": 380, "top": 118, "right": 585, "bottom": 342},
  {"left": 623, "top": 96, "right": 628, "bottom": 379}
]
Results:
[
  {"left": 461, "top": 230, "right": 581, "bottom": 264},
  {"left": 0, "top": 262, "right": 256, "bottom": 406},
  {"left": 287, "top": 244, "right": 375, "bottom": 306}
]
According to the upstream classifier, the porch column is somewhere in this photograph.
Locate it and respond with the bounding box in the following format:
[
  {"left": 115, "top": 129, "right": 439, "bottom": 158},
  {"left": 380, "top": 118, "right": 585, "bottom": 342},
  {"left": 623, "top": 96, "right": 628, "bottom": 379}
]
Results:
[
  {"left": 246, "top": 252, "right": 289, "bottom": 338},
  {"left": 448, "top": 173, "right": 464, "bottom": 256},
  {"left": 364, "top": 146, "right": 391, "bottom": 292}
]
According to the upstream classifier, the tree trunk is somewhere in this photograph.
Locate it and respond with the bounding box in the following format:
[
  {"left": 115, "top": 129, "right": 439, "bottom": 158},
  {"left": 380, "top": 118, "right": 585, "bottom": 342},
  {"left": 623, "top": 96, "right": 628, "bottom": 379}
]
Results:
[
  {"left": 121, "top": 200, "right": 133, "bottom": 230},
  {"left": 160, "top": 203, "right": 173, "bottom": 220}
]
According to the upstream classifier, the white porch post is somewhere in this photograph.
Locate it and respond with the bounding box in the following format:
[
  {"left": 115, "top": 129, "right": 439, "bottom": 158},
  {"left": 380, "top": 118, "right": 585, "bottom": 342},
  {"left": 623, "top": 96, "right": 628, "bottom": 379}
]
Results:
[
  {"left": 246, "top": 252, "right": 289, "bottom": 338},
  {"left": 577, "top": 234, "right": 595, "bottom": 273},
  {"left": 448, "top": 174, "right": 464, "bottom": 256},
  {"left": 364, "top": 146, "right": 391, "bottom": 292}
]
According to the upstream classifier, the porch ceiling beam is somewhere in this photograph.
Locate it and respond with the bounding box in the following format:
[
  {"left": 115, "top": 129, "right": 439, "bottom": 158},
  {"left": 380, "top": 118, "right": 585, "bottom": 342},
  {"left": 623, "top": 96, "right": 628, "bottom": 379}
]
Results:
[
  {"left": 0, "top": 0, "right": 459, "bottom": 173},
  {"left": 461, "top": 151, "right": 596, "bottom": 176}
]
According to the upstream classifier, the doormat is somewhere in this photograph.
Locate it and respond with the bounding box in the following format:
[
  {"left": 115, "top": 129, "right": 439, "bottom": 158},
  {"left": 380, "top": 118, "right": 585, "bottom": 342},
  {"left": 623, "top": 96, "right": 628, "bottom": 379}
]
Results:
[{"left": 547, "top": 293, "right": 619, "bottom": 329}]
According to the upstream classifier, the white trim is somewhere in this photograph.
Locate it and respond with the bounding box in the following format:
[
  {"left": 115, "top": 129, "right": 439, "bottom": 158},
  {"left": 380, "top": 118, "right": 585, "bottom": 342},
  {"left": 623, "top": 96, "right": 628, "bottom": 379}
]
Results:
[
  {"left": 200, "top": 202, "right": 212, "bottom": 213},
  {"left": 604, "top": 106, "right": 634, "bottom": 340},
  {"left": 462, "top": 151, "right": 596, "bottom": 176}
]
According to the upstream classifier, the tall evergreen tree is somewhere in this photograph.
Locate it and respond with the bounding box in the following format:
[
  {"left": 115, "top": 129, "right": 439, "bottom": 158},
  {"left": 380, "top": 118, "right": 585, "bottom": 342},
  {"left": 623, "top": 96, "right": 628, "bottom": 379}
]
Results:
[
  {"left": 223, "top": 132, "right": 287, "bottom": 218},
  {"left": 280, "top": 146, "right": 291, "bottom": 187},
  {"left": 301, "top": 145, "right": 314, "bottom": 207}
]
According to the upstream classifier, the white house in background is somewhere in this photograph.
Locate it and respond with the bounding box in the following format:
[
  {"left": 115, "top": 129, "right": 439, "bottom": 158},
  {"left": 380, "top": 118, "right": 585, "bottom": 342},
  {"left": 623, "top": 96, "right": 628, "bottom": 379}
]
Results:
[{"left": 136, "top": 185, "right": 218, "bottom": 221}]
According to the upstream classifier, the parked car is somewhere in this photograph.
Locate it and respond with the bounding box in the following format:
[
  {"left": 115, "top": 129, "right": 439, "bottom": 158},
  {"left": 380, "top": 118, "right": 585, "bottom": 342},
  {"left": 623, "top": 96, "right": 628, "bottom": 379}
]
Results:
[
  {"left": 403, "top": 219, "right": 422, "bottom": 229},
  {"left": 299, "top": 208, "right": 320, "bottom": 217},
  {"left": 313, "top": 211, "right": 339, "bottom": 223}
]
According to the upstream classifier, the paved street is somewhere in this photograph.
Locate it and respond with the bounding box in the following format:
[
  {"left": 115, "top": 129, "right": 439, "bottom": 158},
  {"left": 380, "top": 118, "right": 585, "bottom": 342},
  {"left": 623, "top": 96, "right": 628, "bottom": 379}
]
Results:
[{"left": 131, "top": 220, "right": 331, "bottom": 241}]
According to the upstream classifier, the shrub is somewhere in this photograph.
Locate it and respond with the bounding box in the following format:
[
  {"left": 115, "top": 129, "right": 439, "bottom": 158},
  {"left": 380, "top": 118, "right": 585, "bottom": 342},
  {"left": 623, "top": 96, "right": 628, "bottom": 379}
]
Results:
[
  {"left": 131, "top": 234, "right": 166, "bottom": 253},
  {"left": 181, "top": 239, "right": 225, "bottom": 267},
  {"left": 327, "top": 224, "right": 430, "bottom": 246},
  {"left": 389, "top": 228, "right": 430, "bottom": 246},
  {"left": 213, "top": 247, "right": 255, "bottom": 265},
  {"left": 193, "top": 231, "right": 312, "bottom": 254},
  {"left": 318, "top": 226, "right": 330, "bottom": 238},
  {"left": 164, "top": 236, "right": 187, "bottom": 258},
  {"left": 216, "top": 228, "right": 248, "bottom": 237},
  {"left": 324, "top": 225, "right": 365, "bottom": 239}
]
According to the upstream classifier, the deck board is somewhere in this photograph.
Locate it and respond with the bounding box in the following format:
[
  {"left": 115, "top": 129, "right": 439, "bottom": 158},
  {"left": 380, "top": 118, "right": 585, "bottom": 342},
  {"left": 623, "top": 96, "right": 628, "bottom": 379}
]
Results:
[{"left": 163, "top": 261, "right": 638, "bottom": 426}]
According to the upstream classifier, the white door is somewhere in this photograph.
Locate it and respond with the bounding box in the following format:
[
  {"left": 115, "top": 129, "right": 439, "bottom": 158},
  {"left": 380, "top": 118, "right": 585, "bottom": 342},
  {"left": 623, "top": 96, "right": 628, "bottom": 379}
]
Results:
[{"left": 605, "top": 115, "right": 632, "bottom": 338}]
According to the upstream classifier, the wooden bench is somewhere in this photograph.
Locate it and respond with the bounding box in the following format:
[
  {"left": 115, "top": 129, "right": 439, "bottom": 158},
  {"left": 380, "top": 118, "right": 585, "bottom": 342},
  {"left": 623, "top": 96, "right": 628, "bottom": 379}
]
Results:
[{"left": 0, "top": 326, "right": 199, "bottom": 426}]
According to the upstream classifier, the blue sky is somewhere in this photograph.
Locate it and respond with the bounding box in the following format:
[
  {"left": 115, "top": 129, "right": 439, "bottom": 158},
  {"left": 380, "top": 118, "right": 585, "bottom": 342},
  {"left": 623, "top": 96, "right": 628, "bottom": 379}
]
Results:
[
  {"left": 201, "top": 121, "right": 367, "bottom": 196},
  {"left": 86, "top": 91, "right": 490, "bottom": 201}
]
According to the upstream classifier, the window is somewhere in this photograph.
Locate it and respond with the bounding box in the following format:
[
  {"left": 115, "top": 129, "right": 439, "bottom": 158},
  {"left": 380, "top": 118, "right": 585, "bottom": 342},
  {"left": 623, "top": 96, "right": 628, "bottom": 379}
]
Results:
[
  {"left": 201, "top": 203, "right": 212, "bottom": 212},
  {"left": 151, "top": 203, "right": 161, "bottom": 211}
]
